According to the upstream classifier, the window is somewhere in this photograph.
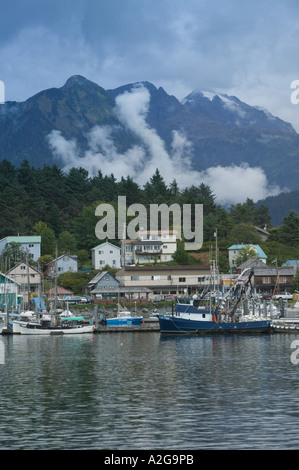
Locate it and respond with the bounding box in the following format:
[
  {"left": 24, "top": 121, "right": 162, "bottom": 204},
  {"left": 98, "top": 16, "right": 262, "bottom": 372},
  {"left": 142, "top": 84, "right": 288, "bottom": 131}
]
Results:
[
  {"left": 151, "top": 275, "right": 161, "bottom": 280},
  {"left": 131, "top": 276, "right": 139, "bottom": 281},
  {"left": 179, "top": 277, "right": 186, "bottom": 282}
]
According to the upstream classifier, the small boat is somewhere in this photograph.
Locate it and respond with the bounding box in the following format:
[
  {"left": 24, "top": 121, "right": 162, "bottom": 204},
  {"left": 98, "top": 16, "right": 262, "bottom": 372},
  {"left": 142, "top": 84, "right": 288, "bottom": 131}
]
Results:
[
  {"left": 106, "top": 304, "right": 143, "bottom": 326},
  {"left": 158, "top": 268, "right": 271, "bottom": 335},
  {"left": 12, "top": 316, "right": 95, "bottom": 335}
]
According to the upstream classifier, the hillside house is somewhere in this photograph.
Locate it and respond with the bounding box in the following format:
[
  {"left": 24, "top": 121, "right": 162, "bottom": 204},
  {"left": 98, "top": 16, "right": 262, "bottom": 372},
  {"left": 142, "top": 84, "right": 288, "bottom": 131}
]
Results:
[
  {"left": 91, "top": 242, "right": 121, "bottom": 269},
  {"left": 228, "top": 244, "right": 267, "bottom": 268},
  {"left": 124, "top": 230, "right": 177, "bottom": 265},
  {"left": 6, "top": 261, "right": 42, "bottom": 306},
  {"left": 44, "top": 254, "right": 78, "bottom": 278},
  {"left": 0, "top": 236, "right": 41, "bottom": 262}
]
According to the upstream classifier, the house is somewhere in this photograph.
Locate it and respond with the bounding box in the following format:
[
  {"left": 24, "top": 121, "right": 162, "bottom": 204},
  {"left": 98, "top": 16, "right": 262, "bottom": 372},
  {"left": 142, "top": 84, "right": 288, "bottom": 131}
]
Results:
[
  {"left": 44, "top": 254, "right": 78, "bottom": 278},
  {"left": 0, "top": 236, "right": 41, "bottom": 262},
  {"left": 88, "top": 271, "right": 120, "bottom": 291},
  {"left": 91, "top": 242, "right": 121, "bottom": 269},
  {"left": 228, "top": 244, "right": 267, "bottom": 268},
  {"left": 253, "top": 265, "right": 296, "bottom": 294},
  {"left": 0, "top": 272, "right": 21, "bottom": 311},
  {"left": 124, "top": 230, "right": 177, "bottom": 265},
  {"left": 87, "top": 270, "right": 151, "bottom": 302},
  {"left": 254, "top": 226, "right": 270, "bottom": 242},
  {"left": 6, "top": 261, "right": 42, "bottom": 306},
  {"left": 236, "top": 258, "right": 267, "bottom": 274},
  {"left": 115, "top": 264, "right": 211, "bottom": 300}
]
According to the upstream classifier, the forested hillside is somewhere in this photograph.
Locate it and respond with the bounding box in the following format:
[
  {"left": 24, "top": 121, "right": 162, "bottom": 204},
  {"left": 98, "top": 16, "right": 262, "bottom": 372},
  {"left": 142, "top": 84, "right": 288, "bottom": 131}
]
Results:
[{"left": 1, "top": 158, "right": 299, "bottom": 270}]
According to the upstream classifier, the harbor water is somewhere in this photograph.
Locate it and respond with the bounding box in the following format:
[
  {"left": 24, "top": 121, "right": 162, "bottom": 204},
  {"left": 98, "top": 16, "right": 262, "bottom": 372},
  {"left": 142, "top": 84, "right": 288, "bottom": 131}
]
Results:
[{"left": 0, "top": 331, "right": 299, "bottom": 450}]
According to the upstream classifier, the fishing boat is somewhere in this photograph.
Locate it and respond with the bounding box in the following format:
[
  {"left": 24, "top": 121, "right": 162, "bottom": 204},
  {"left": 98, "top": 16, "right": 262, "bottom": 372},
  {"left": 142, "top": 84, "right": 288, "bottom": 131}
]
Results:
[
  {"left": 12, "top": 316, "right": 95, "bottom": 335},
  {"left": 106, "top": 304, "right": 143, "bottom": 326},
  {"left": 158, "top": 268, "right": 271, "bottom": 335}
]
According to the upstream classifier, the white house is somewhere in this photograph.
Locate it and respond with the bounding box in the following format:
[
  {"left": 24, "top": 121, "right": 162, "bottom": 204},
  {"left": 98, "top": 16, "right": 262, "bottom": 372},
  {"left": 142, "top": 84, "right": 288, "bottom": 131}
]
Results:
[
  {"left": 91, "top": 242, "right": 121, "bottom": 269},
  {"left": 0, "top": 236, "right": 41, "bottom": 262}
]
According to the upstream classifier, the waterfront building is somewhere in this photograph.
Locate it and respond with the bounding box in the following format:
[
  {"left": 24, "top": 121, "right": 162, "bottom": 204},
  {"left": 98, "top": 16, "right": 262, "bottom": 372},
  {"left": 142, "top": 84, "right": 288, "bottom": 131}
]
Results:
[{"left": 115, "top": 264, "right": 210, "bottom": 300}]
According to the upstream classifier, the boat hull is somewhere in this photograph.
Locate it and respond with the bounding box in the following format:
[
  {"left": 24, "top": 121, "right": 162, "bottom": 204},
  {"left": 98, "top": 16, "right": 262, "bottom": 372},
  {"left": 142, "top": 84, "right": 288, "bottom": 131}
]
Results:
[
  {"left": 12, "top": 321, "right": 95, "bottom": 335},
  {"left": 158, "top": 315, "right": 271, "bottom": 334},
  {"left": 106, "top": 317, "right": 143, "bottom": 326}
]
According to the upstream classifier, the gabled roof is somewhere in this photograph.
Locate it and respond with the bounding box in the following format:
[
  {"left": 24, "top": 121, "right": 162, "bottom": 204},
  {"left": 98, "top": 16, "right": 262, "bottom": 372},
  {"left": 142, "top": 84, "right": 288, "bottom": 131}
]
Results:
[
  {"left": 1, "top": 236, "right": 41, "bottom": 244},
  {"left": 6, "top": 260, "right": 41, "bottom": 275},
  {"left": 88, "top": 271, "right": 119, "bottom": 287},
  {"left": 91, "top": 241, "right": 120, "bottom": 251},
  {"left": 228, "top": 244, "right": 267, "bottom": 259},
  {"left": 46, "top": 254, "right": 78, "bottom": 266},
  {"left": 0, "top": 272, "right": 20, "bottom": 286}
]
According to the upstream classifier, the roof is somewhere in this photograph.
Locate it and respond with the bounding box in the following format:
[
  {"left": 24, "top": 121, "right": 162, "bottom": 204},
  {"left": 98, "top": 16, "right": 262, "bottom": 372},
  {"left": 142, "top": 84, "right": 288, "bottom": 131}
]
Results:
[
  {"left": 91, "top": 287, "right": 152, "bottom": 294},
  {"left": 117, "top": 265, "right": 210, "bottom": 273},
  {"left": 45, "top": 287, "right": 73, "bottom": 295},
  {"left": 91, "top": 241, "right": 121, "bottom": 251},
  {"left": 0, "top": 272, "right": 20, "bottom": 285},
  {"left": 46, "top": 254, "right": 78, "bottom": 265},
  {"left": 237, "top": 258, "right": 266, "bottom": 270},
  {"left": 88, "top": 271, "right": 119, "bottom": 286},
  {"left": 228, "top": 244, "right": 267, "bottom": 259},
  {"left": 254, "top": 266, "right": 295, "bottom": 276},
  {"left": 6, "top": 260, "right": 41, "bottom": 274},
  {"left": 1, "top": 236, "right": 41, "bottom": 244},
  {"left": 284, "top": 260, "right": 299, "bottom": 265}
]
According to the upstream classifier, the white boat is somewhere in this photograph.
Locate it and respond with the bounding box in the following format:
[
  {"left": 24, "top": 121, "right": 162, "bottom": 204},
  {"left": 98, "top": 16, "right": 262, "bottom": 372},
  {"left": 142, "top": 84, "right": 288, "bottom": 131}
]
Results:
[{"left": 12, "top": 316, "right": 95, "bottom": 335}]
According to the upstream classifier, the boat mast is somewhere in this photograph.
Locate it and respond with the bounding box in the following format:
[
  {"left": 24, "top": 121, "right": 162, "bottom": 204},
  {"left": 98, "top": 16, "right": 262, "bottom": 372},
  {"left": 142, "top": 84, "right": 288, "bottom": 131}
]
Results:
[{"left": 52, "top": 246, "right": 58, "bottom": 327}]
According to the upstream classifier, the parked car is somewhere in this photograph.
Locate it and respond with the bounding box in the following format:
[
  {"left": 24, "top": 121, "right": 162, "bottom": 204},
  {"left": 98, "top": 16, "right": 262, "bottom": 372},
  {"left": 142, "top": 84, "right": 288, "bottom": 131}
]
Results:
[
  {"left": 262, "top": 293, "right": 273, "bottom": 299},
  {"left": 273, "top": 292, "right": 293, "bottom": 300}
]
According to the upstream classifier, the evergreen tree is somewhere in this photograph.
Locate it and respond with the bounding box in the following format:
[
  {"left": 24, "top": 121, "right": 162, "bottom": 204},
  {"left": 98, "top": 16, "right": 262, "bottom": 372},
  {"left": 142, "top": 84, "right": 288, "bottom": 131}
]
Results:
[{"left": 279, "top": 210, "right": 299, "bottom": 246}]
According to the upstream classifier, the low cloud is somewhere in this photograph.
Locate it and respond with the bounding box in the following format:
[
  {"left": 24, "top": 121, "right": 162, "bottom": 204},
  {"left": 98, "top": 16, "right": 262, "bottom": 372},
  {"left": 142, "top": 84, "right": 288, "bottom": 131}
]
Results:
[{"left": 47, "top": 84, "right": 281, "bottom": 206}]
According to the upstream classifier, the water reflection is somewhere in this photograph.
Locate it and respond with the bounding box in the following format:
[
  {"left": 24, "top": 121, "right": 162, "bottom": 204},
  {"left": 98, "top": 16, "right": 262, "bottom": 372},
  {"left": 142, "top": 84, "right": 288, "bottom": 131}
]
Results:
[{"left": 0, "top": 332, "right": 298, "bottom": 449}]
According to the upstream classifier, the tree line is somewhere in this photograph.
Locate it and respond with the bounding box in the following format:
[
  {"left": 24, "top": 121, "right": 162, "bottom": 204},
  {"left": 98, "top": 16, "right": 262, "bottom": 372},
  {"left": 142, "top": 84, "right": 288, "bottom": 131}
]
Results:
[{"left": 1, "top": 158, "right": 299, "bottom": 271}]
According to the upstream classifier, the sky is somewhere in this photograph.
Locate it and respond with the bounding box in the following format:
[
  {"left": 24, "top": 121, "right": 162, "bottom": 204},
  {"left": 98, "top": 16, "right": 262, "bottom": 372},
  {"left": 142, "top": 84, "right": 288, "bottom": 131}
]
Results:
[{"left": 1, "top": 0, "right": 299, "bottom": 204}]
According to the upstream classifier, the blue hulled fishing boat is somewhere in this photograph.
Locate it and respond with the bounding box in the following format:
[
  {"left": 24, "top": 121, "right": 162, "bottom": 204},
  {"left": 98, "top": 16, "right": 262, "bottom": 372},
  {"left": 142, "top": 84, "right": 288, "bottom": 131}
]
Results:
[{"left": 158, "top": 268, "right": 271, "bottom": 335}]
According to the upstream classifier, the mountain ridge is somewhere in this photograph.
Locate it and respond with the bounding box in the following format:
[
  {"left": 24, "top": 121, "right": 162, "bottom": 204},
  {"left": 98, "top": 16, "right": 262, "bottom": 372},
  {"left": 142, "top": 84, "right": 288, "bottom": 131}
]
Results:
[{"left": 0, "top": 75, "right": 298, "bottom": 193}]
